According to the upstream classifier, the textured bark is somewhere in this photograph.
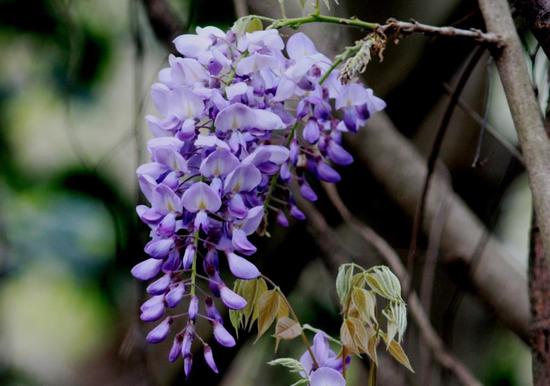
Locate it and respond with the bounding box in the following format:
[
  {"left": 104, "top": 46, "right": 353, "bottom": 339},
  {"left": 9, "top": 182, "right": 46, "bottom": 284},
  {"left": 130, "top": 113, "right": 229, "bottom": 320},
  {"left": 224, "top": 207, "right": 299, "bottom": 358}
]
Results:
[{"left": 478, "top": 0, "right": 550, "bottom": 271}]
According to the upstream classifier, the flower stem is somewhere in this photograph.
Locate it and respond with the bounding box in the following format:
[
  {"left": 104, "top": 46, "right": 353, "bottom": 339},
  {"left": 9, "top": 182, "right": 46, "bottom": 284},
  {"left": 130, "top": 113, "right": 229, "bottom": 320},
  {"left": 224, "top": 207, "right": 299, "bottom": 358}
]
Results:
[
  {"left": 268, "top": 14, "right": 379, "bottom": 31},
  {"left": 190, "top": 230, "right": 200, "bottom": 296}
]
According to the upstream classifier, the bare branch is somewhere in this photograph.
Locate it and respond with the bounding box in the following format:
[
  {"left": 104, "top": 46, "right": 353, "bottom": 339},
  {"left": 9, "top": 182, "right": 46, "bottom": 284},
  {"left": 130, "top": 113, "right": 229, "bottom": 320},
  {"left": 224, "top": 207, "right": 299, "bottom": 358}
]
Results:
[{"left": 379, "top": 19, "right": 503, "bottom": 46}]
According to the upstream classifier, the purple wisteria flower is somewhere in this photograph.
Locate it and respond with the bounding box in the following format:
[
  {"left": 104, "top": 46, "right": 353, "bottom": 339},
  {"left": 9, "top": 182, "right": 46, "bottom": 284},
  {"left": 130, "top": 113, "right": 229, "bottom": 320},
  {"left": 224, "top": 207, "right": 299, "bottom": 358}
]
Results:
[
  {"left": 300, "top": 332, "right": 348, "bottom": 385},
  {"left": 132, "top": 24, "right": 384, "bottom": 376}
]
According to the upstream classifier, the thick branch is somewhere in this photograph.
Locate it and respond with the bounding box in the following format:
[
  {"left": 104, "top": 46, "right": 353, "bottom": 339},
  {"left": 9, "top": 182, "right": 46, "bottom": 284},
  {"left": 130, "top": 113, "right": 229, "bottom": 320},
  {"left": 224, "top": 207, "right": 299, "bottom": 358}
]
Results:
[
  {"left": 513, "top": 0, "right": 550, "bottom": 58},
  {"left": 348, "top": 112, "right": 529, "bottom": 340},
  {"left": 478, "top": 0, "right": 550, "bottom": 272},
  {"left": 297, "top": 190, "right": 481, "bottom": 386}
]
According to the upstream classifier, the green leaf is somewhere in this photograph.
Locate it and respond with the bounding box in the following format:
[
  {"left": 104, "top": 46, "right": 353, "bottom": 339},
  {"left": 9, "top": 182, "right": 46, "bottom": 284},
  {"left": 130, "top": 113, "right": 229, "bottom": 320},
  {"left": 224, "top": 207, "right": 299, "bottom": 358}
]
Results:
[
  {"left": 267, "top": 357, "right": 306, "bottom": 374},
  {"left": 382, "top": 301, "right": 407, "bottom": 346},
  {"left": 336, "top": 264, "right": 354, "bottom": 308},
  {"left": 245, "top": 17, "right": 264, "bottom": 33},
  {"left": 232, "top": 16, "right": 264, "bottom": 36},
  {"left": 229, "top": 309, "right": 243, "bottom": 334},
  {"left": 365, "top": 266, "right": 402, "bottom": 302}
]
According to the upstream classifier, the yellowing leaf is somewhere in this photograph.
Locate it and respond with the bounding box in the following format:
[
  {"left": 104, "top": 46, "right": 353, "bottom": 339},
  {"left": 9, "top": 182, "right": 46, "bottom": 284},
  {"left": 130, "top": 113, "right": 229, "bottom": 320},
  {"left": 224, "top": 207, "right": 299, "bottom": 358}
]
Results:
[
  {"left": 274, "top": 317, "right": 302, "bottom": 352},
  {"left": 367, "top": 332, "right": 379, "bottom": 365},
  {"left": 275, "top": 317, "right": 302, "bottom": 340},
  {"left": 232, "top": 278, "right": 268, "bottom": 332},
  {"left": 351, "top": 287, "right": 377, "bottom": 325},
  {"left": 385, "top": 338, "right": 414, "bottom": 373},
  {"left": 229, "top": 309, "right": 243, "bottom": 334},
  {"left": 256, "top": 289, "right": 280, "bottom": 341},
  {"left": 277, "top": 297, "right": 289, "bottom": 319},
  {"left": 340, "top": 317, "right": 369, "bottom": 355}
]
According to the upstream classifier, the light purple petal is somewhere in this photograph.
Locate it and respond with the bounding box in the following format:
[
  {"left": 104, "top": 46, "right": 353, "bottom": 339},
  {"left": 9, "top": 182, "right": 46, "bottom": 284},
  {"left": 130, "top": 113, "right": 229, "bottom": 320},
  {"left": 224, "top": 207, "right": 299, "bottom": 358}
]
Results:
[
  {"left": 213, "top": 322, "right": 236, "bottom": 347},
  {"left": 231, "top": 229, "right": 257, "bottom": 255},
  {"left": 226, "top": 82, "right": 248, "bottom": 100},
  {"left": 303, "top": 119, "right": 320, "bottom": 144},
  {"left": 327, "top": 141, "right": 353, "bottom": 165},
  {"left": 144, "top": 238, "right": 174, "bottom": 258},
  {"left": 169, "top": 336, "right": 183, "bottom": 362},
  {"left": 220, "top": 285, "right": 247, "bottom": 310},
  {"left": 203, "top": 345, "right": 219, "bottom": 373},
  {"left": 182, "top": 244, "right": 195, "bottom": 270},
  {"left": 214, "top": 103, "right": 256, "bottom": 132},
  {"left": 146, "top": 273, "right": 171, "bottom": 295},
  {"left": 182, "top": 182, "right": 222, "bottom": 212},
  {"left": 240, "top": 205, "right": 264, "bottom": 235},
  {"left": 310, "top": 367, "right": 346, "bottom": 386},
  {"left": 316, "top": 161, "right": 341, "bottom": 183},
  {"left": 131, "top": 258, "right": 163, "bottom": 281},
  {"left": 286, "top": 32, "right": 318, "bottom": 60},
  {"left": 227, "top": 251, "right": 260, "bottom": 279},
  {"left": 224, "top": 164, "right": 262, "bottom": 193},
  {"left": 188, "top": 295, "right": 199, "bottom": 321},
  {"left": 146, "top": 317, "right": 172, "bottom": 344},
  {"left": 200, "top": 147, "right": 240, "bottom": 178},
  {"left": 165, "top": 282, "right": 186, "bottom": 308},
  {"left": 173, "top": 34, "right": 211, "bottom": 57}
]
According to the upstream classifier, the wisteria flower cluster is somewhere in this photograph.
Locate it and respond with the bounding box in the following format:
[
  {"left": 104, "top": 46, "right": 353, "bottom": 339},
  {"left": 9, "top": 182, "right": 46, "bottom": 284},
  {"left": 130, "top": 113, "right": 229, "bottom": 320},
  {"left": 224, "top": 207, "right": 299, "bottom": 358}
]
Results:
[{"left": 131, "top": 23, "right": 385, "bottom": 378}]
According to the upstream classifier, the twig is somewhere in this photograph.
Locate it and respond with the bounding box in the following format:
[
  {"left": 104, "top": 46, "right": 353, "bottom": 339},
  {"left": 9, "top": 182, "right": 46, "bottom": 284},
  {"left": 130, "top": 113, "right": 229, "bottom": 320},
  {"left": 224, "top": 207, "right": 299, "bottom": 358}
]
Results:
[
  {"left": 441, "top": 83, "right": 525, "bottom": 164},
  {"left": 264, "top": 13, "right": 502, "bottom": 46},
  {"left": 233, "top": 0, "right": 249, "bottom": 19},
  {"left": 407, "top": 46, "right": 485, "bottom": 284},
  {"left": 298, "top": 184, "right": 482, "bottom": 386}
]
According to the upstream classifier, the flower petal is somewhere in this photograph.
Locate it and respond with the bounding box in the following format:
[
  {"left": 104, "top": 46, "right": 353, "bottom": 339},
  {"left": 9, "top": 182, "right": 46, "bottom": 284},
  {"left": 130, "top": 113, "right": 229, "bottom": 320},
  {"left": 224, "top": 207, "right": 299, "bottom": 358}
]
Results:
[
  {"left": 182, "top": 182, "right": 222, "bottom": 212},
  {"left": 227, "top": 251, "right": 260, "bottom": 279},
  {"left": 131, "top": 258, "right": 163, "bottom": 281},
  {"left": 310, "top": 367, "right": 346, "bottom": 386}
]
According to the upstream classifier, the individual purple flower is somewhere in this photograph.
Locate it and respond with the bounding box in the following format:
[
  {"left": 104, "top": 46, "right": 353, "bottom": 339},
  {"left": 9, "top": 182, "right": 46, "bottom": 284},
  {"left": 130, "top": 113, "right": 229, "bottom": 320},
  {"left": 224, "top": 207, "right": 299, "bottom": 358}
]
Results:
[{"left": 226, "top": 252, "right": 260, "bottom": 279}]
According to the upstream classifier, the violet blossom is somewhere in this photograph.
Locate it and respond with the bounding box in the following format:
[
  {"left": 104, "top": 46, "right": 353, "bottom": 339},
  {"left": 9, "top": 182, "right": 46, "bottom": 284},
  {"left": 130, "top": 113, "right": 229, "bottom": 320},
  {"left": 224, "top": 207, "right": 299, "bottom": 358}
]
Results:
[{"left": 131, "top": 24, "right": 384, "bottom": 376}]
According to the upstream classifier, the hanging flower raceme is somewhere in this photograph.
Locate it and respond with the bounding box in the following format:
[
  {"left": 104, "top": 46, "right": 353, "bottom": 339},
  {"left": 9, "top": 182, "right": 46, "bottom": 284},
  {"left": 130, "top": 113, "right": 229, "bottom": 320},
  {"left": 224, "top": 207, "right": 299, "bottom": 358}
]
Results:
[{"left": 132, "top": 23, "right": 385, "bottom": 377}]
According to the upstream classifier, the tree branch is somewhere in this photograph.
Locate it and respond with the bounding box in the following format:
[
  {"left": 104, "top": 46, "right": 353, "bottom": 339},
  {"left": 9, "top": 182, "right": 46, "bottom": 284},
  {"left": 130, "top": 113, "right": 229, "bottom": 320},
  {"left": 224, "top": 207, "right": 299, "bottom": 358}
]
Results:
[
  {"left": 478, "top": 0, "right": 550, "bottom": 271},
  {"left": 348, "top": 112, "right": 529, "bottom": 340}
]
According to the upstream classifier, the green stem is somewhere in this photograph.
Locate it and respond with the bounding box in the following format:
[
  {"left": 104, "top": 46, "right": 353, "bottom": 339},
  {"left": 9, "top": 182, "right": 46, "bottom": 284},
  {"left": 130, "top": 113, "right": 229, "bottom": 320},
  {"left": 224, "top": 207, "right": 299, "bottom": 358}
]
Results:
[
  {"left": 267, "top": 14, "right": 379, "bottom": 31},
  {"left": 319, "top": 56, "right": 344, "bottom": 85},
  {"left": 368, "top": 362, "right": 377, "bottom": 386},
  {"left": 190, "top": 230, "right": 200, "bottom": 296},
  {"left": 303, "top": 324, "right": 342, "bottom": 346}
]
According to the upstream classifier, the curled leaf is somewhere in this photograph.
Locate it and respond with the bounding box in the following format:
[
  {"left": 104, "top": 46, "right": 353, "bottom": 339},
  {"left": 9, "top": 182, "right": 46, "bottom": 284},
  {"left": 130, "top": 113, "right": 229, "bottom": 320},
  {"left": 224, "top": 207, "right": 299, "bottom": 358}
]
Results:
[
  {"left": 336, "top": 264, "right": 355, "bottom": 309},
  {"left": 351, "top": 287, "right": 377, "bottom": 326},
  {"left": 274, "top": 317, "right": 302, "bottom": 352},
  {"left": 365, "top": 266, "right": 402, "bottom": 302}
]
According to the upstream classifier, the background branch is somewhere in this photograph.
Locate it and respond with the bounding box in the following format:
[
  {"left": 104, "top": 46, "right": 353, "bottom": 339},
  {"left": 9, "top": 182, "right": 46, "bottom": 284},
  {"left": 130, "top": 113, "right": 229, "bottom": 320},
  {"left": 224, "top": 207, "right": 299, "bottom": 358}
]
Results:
[{"left": 348, "top": 112, "right": 530, "bottom": 340}]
